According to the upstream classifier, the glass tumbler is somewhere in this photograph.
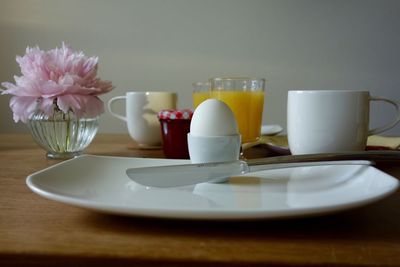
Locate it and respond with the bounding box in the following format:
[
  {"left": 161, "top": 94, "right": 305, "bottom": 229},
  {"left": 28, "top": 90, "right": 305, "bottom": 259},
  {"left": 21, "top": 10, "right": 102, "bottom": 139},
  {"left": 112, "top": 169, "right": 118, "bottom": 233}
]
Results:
[
  {"left": 209, "top": 77, "right": 265, "bottom": 143},
  {"left": 192, "top": 82, "right": 210, "bottom": 109}
]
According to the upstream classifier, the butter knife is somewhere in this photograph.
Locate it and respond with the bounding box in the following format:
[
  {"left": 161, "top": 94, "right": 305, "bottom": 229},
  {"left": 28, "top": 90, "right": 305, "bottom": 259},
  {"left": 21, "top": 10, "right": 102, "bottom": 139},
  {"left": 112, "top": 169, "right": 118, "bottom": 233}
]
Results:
[{"left": 125, "top": 151, "right": 398, "bottom": 188}]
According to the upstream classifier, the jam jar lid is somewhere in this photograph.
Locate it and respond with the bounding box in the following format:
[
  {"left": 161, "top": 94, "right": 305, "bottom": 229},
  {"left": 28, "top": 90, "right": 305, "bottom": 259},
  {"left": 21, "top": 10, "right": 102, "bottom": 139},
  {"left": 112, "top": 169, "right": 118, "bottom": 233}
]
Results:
[{"left": 158, "top": 109, "right": 194, "bottom": 120}]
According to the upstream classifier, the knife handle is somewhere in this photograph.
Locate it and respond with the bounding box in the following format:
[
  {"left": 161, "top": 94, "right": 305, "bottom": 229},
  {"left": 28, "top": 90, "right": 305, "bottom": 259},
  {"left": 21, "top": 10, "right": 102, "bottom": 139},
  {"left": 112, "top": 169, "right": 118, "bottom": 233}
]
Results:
[{"left": 247, "top": 151, "right": 400, "bottom": 167}]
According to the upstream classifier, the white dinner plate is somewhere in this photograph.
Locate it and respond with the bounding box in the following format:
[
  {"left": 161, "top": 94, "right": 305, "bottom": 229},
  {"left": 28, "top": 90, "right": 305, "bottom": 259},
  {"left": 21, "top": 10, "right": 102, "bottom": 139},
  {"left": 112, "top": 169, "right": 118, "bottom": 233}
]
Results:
[{"left": 26, "top": 155, "right": 399, "bottom": 220}]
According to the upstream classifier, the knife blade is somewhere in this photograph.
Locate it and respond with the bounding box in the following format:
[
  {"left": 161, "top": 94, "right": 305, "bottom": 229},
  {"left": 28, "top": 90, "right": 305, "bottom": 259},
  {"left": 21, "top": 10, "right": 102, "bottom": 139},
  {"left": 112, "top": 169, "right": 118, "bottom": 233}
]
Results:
[{"left": 247, "top": 150, "right": 400, "bottom": 165}]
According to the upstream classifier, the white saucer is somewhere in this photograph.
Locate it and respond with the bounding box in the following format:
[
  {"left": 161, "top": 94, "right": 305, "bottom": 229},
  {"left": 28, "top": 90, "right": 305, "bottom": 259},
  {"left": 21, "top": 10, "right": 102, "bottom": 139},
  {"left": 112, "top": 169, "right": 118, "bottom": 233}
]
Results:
[
  {"left": 26, "top": 155, "right": 398, "bottom": 220},
  {"left": 261, "top": 124, "right": 283, "bottom": 136}
]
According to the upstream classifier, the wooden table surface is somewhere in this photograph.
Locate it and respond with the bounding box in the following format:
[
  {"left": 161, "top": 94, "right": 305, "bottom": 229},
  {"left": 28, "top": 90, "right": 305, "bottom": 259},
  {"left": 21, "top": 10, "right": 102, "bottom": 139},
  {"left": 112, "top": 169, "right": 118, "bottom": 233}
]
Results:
[{"left": 1, "top": 133, "right": 400, "bottom": 266}]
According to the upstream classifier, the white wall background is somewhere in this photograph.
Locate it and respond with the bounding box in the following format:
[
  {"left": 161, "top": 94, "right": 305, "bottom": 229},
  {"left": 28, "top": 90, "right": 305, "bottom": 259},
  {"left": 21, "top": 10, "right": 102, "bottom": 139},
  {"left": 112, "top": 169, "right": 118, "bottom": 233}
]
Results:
[{"left": 1, "top": 0, "right": 400, "bottom": 135}]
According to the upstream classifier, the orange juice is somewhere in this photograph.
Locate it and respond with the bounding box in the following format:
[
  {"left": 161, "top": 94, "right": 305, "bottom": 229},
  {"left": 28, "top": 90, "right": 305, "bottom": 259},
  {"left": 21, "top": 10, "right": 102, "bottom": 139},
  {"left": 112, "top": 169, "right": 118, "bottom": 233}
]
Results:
[
  {"left": 211, "top": 91, "right": 264, "bottom": 143},
  {"left": 193, "top": 91, "right": 210, "bottom": 108}
]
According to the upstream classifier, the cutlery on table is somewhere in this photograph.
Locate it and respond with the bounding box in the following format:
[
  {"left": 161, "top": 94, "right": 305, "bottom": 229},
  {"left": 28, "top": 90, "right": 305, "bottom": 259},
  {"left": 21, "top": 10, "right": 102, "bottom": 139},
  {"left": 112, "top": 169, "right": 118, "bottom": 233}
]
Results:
[{"left": 126, "top": 151, "right": 400, "bottom": 188}]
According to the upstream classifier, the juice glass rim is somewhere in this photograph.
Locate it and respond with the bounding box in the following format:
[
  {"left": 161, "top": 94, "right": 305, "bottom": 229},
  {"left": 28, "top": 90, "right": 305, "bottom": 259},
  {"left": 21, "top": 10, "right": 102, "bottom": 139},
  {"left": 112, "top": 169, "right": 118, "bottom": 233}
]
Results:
[
  {"left": 209, "top": 77, "right": 266, "bottom": 82},
  {"left": 209, "top": 77, "right": 266, "bottom": 92}
]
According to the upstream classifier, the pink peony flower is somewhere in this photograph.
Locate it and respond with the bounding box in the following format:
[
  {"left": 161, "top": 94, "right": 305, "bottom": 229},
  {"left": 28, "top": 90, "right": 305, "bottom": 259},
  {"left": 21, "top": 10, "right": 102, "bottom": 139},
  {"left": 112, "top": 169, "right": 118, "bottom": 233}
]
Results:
[{"left": 1, "top": 42, "right": 114, "bottom": 122}]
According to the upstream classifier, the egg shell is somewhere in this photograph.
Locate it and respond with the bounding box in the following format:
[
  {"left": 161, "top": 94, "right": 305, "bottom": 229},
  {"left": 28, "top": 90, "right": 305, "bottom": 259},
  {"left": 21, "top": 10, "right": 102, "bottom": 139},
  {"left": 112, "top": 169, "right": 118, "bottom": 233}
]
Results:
[{"left": 190, "top": 99, "right": 238, "bottom": 137}]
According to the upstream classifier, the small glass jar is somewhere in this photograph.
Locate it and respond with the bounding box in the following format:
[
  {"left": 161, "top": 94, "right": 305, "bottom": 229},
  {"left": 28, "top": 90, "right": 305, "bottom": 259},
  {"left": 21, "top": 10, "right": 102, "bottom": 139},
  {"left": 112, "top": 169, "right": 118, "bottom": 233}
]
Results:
[{"left": 158, "top": 109, "right": 193, "bottom": 159}]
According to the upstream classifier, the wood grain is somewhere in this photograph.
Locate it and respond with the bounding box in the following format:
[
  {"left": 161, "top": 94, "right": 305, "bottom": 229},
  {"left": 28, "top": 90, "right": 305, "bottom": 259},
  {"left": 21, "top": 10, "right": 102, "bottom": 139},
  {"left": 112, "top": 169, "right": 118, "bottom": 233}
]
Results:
[{"left": 1, "top": 133, "right": 400, "bottom": 266}]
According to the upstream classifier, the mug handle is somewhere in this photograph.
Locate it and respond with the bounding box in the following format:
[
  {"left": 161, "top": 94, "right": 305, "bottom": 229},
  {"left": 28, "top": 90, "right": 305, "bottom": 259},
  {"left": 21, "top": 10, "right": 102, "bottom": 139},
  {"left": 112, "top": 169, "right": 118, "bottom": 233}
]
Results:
[
  {"left": 107, "top": 96, "right": 127, "bottom": 122},
  {"left": 368, "top": 96, "right": 400, "bottom": 135}
]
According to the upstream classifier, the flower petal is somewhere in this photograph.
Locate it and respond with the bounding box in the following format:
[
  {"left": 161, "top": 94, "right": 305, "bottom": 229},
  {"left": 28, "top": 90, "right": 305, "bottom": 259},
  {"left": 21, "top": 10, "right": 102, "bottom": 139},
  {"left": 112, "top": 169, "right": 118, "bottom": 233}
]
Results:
[
  {"left": 57, "top": 95, "right": 104, "bottom": 117},
  {"left": 9, "top": 96, "right": 38, "bottom": 123},
  {"left": 40, "top": 98, "right": 56, "bottom": 116}
]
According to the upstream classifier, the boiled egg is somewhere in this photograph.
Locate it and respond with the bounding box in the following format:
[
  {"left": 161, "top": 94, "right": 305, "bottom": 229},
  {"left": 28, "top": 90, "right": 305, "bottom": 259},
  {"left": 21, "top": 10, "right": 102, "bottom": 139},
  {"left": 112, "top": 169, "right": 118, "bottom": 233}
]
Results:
[{"left": 190, "top": 99, "right": 238, "bottom": 136}]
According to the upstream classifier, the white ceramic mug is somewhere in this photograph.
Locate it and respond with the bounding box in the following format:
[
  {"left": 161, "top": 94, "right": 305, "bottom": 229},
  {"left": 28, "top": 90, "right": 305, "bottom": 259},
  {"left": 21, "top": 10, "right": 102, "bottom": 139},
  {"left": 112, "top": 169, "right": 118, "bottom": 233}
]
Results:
[
  {"left": 287, "top": 90, "right": 400, "bottom": 155},
  {"left": 108, "top": 91, "right": 177, "bottom": 147}
]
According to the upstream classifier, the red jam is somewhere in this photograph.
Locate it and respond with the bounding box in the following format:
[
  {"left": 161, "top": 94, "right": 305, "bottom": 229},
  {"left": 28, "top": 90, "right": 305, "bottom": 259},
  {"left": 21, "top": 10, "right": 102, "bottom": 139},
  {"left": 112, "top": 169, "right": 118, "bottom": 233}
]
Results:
[{"left": 158, "top": 109, "right": 193, "bottom": 159}]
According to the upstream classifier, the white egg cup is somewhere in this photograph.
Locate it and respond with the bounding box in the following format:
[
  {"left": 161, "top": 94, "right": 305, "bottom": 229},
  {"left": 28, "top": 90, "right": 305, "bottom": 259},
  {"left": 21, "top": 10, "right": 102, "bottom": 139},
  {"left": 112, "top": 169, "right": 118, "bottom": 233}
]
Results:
[{"left": 187, "top": 133, "right": 241, "bottom": 183}]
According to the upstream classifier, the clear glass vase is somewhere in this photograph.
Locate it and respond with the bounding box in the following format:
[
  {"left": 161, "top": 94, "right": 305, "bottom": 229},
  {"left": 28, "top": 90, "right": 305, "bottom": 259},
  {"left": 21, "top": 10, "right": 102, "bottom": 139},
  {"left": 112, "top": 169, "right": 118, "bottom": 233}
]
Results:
[{"left": 27, "top": 108, "right": 99, "bottom": 159}]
